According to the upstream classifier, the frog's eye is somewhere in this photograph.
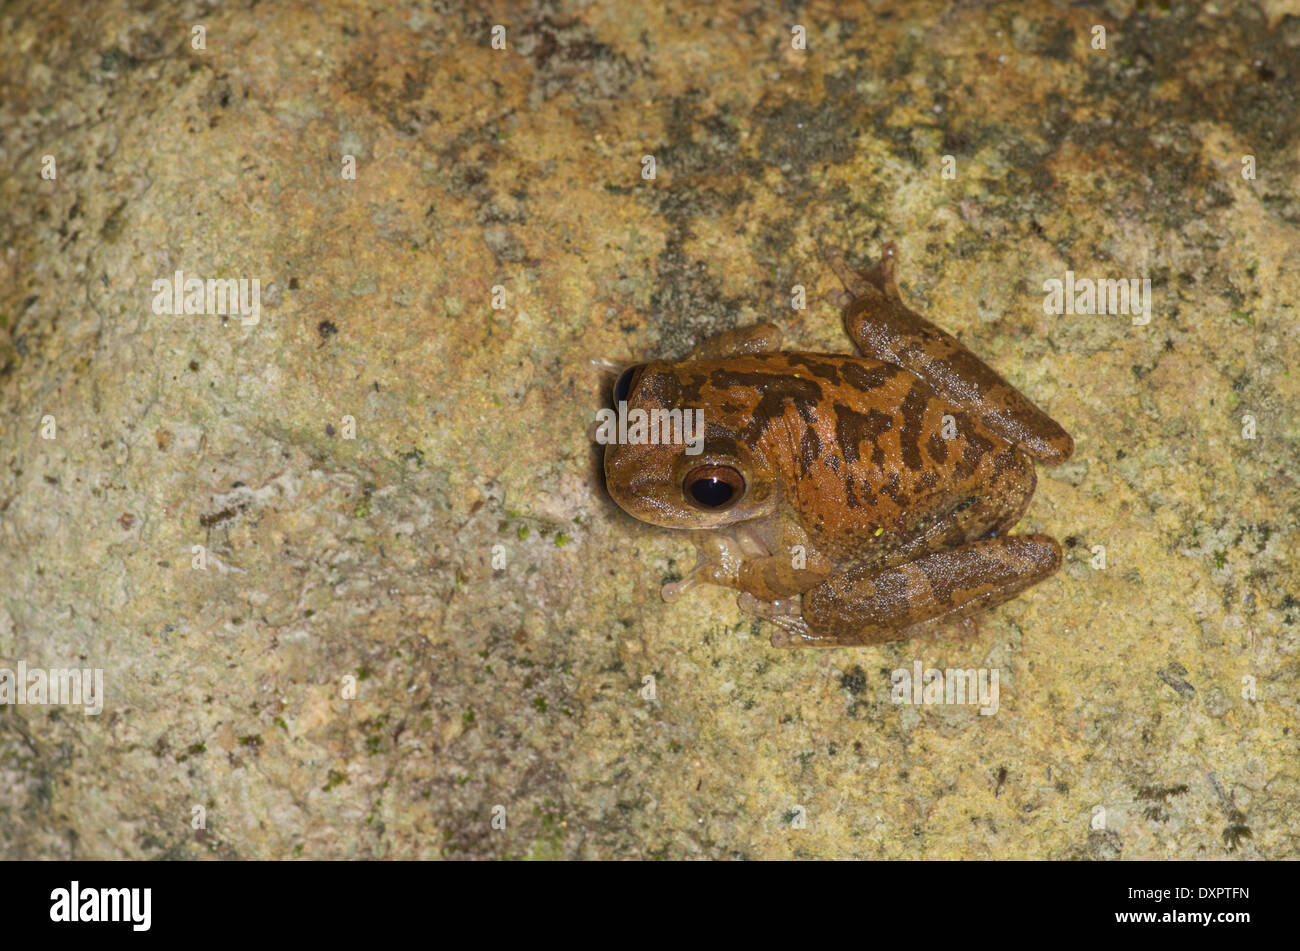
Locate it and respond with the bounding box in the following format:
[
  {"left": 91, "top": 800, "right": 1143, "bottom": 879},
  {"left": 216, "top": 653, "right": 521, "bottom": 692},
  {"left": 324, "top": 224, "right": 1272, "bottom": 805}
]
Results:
[
  {"left": 683, "top": 465, "right": 745, "bottom": 510},
  {"left": 612, "top": 365, "right": 645, "bottom": 404}
]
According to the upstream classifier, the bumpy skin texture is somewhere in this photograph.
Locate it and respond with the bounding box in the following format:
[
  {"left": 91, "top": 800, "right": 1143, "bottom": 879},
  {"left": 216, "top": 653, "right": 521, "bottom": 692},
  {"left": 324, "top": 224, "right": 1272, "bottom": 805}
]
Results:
[{"left": 603, "top": 244, "right": 1073, "bottom": 647}]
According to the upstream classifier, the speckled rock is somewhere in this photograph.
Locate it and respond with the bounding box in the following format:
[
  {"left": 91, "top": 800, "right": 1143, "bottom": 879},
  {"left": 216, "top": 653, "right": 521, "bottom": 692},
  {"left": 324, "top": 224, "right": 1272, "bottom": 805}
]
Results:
[{"left": 1, "top": 0, "right": 1297, "bottom": 859}]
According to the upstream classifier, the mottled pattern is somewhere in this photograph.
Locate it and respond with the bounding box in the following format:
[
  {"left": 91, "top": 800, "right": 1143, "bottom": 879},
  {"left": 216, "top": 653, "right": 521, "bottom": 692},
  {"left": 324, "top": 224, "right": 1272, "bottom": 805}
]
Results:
[
  {"left": 625, "top": 351, "right": 1019, "bottom": 557},
  {"left": 1, "top": 0, "right": 1296, "bottom": 862},
  {"left": 606, "top": 233, "right": 1063, "bottom": 633}
]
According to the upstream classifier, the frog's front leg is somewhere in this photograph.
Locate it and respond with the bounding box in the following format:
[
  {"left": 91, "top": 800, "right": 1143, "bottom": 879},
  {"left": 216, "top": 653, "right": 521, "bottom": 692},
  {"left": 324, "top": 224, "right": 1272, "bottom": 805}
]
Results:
[
  {"left": 759, "top": 533, "right": 1062, "bottom": 648},
  {"left": 687, "top": 322, "right": 783, "bottom": 360},
  {"left": 662, "top": 528, "right": 830, "bottom": 605},
  {"left": 660, "top": 526, "right": 772, "bottom": 601},
  {"left": 827, "top": 243, "right": 1074, "bottom": 466}
]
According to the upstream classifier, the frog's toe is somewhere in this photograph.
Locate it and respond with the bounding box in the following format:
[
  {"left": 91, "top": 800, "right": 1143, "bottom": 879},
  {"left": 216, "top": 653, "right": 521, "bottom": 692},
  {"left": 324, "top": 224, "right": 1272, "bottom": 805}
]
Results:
[
  {"left": 820, "top": 243, "right": 870, "bottom": 297},
  {"left": 737, "top": 592, "right": 802, "bottom": 619},
  {"left": 768, "top": 614, "right": 814, "bottom": 647},
  {"left": 661, "top": 576, "right": 697, "bottom": 602}
]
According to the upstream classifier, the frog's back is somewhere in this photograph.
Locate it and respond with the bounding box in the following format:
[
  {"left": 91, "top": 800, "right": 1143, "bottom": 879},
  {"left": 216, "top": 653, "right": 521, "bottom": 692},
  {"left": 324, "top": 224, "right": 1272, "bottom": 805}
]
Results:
[{"left": 681, "top": 351, "right": 1017, "bottom": 541}]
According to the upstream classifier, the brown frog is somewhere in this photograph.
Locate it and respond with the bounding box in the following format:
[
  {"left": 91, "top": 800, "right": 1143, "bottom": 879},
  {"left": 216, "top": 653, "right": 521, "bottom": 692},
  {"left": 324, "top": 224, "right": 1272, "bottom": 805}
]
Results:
[{"left": 602, "top": 242, "right": 1074, "bottom": 648}]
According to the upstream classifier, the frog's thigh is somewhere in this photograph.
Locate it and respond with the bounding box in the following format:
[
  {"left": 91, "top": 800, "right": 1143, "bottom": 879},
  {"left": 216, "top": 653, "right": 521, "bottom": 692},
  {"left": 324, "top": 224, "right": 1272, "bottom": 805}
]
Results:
[
  {"left": 687, "top": 322, "right": 783, "bottom": 360},
  {"left": 780, "top": 534, "right": 1061, "bottom": 647},
  {"left": 839, "top": 264, "right": 1073, "bottom": 467}
]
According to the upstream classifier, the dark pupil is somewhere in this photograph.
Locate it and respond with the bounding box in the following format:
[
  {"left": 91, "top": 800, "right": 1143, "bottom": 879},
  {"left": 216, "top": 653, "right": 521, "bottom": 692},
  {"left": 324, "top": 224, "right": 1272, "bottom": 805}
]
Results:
[
  {"left": 614, "top": 367, "right": 637, "bottom": 402},
  {"left": 689, "top": 477, "right": 734, "bottom": 507}
]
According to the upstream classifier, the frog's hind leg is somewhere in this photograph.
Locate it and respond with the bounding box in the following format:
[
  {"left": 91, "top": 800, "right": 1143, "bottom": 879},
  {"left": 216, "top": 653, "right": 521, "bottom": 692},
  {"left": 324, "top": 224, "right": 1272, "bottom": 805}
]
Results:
[
  {"left": 833, "top": 243, "right": 1074, "bottom": 466},
  {"left": 776, "top": 533, "right": 1062, "bottom": 647}
]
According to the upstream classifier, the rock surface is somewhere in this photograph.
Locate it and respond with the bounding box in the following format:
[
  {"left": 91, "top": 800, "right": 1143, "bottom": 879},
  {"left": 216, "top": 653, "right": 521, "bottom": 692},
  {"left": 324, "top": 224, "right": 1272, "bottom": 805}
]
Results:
[{"left": 1, "top": 1, "right": 1296, "bottom": 858}]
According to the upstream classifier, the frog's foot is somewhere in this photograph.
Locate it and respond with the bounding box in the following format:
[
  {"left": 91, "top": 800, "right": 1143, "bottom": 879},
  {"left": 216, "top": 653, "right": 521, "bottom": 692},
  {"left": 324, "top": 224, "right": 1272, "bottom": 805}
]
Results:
[
  {"left": 737, "top": 594, "right": 810, "bottom": 645},
  {"left": 737, "top": 591, "right": 802, "bottom": 619},
  {"left": 820, "top": 242, "right": 871, "bottom": 298},
  {"left": 820, "top": 239, "right": 902, "bottom": 303},
  {"left": 661, "top": 574, "right": 699, "bottom": 602},
  {"left": 770, "top": 615, "right": 818, "bottom": 647}
]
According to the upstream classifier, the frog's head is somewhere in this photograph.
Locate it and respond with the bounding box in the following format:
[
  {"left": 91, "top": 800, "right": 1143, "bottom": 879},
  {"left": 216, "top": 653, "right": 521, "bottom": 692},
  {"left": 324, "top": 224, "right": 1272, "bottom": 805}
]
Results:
[{"left": 601, "top": 362, "right": 779, "bottom": 529}]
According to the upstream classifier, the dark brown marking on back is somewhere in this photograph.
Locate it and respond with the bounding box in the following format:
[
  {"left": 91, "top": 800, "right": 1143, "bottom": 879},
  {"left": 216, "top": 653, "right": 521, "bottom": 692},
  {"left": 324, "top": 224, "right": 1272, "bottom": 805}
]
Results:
[
  {"left": 798, "top": 425, "right": 821, "bottom": 477},
  {"left": 881, "top": 471, "right": 910, "bottom": 508},
  {"left": 834, "top": 402, "right": 893, "bottom": 466},
  {"left": 927, "top": 432, "right": 948, "bottom": 465},
  {"left": 708, "top": 369, "right": 824, "bottom": 446},
  {"left": 786, "top": 354, "right": 842, "bottom": 386},
  {"left": 702, "top": 436, "right": 743, "bottom": 459},
  {"left": 899, "top": 381, "right": 930, "bottom": 472},
  {"left": 954, "top": 416, "right": 996, "bottom": 481},
  {"left": 844, "top": 473, "right": 861, "bottom": 509},
  {"left": 842, "top": 362, "right": 897, "bottom": 393}
]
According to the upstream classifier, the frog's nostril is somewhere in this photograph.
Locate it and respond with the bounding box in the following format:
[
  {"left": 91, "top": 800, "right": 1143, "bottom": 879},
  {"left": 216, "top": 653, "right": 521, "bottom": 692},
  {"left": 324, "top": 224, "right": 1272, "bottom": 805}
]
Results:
[{"left": 684, "top": 465, "right": 745, "bottom": 510}]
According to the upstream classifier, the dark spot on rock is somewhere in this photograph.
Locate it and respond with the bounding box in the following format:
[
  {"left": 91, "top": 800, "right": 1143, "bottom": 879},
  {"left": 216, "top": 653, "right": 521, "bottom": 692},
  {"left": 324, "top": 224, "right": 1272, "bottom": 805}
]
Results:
[
  {"left": 1136, "top": 784, "right": 1189, "bottom": 802},
  {"left": 99, "top": 47, "right": 140, "bottom": 73},
  {"left": 318, "top": 320, "right": 338, "bottom": 340},
  {"left": 1156, "top": 661, "right": 1195, "bottom": 699},
  {"left": 840, "top": 666, "right": 867, "bottom": 695},
  {"left": 199, "top": 505, "right": 241, "bottom": 529},
  {"left": 100, "top": 201, "right": 128, "bottom": 241}
]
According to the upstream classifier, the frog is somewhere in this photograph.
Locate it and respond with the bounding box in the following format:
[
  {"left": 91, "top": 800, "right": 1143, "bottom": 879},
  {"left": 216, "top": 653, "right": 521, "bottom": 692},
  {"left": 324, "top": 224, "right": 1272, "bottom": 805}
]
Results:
[{"left": 602, "top": 241, "right": 1074, "bottom": 648}]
